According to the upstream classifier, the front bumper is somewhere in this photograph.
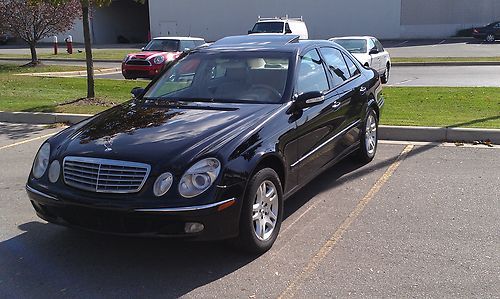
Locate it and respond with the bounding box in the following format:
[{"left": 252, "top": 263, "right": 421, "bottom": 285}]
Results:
[
  {"left": 121, "top": 64, "right": 163, "bottom": 78},
  {"left": 26, "top": 184, "right": 241, "bottom": 240}
]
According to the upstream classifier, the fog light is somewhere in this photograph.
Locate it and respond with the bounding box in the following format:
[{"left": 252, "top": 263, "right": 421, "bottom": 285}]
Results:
[
  {"left": 184, "top": 222, "right": 204, "bottom": 233},
  {"left": 48, "top": 160, "right": 60, "bottom": 183},
  {"left": 153, "top": 172, "right": 173, "bottom": 197}
]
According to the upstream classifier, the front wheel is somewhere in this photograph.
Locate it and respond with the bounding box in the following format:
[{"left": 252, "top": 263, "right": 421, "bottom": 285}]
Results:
[
  {"left": 485, "top": 34, "right": 495, "bottom": 43},
  {"left": 235, "top": 168, "right": 283, "bottom": 254},
  {"left": 355, "top": 108, "right": 378, "bottom": 163}
]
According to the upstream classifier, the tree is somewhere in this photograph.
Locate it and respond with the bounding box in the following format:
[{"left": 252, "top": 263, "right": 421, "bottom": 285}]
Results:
[
  {"left": 44, "top": 0, "right": 143, "bottom": 99},
  {"left": 0, "top": 0, "right": 81, "bottom": 65}
]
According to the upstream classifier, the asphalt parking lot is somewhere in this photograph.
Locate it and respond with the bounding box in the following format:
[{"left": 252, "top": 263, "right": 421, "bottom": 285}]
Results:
[{"left": 0, "top": 123, "right": 498, "bottom": 298}]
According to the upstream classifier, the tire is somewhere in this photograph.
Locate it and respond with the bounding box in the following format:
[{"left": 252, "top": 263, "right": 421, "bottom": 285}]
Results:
[
  {"left": 485, "top": 34, "right": 495, "bottom": 43},
  {"left": 381, "top": 64, "right": 390, "bottom": 84},
  {"left": 235, "top": 168, "right": 283, "bottom": 254},
  {"left": 355, "top": 108, "right": 378, "bottom": 163}
]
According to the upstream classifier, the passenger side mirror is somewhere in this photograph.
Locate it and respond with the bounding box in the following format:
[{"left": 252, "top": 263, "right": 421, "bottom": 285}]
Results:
[
  {"left": 141, "top": 47, "right": 145, "bottom": 50},
  {"left": 369, "top": 47, "right": 379, "bottom": 55},
  {"left": 248, "top": 30, "right": 253, "bottom": 34},
  {"left": 131, "top": 87, "right": 145, "bottom": 98},
  {"left": 293, "top": 91, "right": 325, "bottom": 110}
]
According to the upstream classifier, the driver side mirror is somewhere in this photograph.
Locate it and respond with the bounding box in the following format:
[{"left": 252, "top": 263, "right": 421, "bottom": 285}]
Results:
[
  {"left": 291, "top": 91, "right": 325, "bottom": 111},
  {"left": 141, "top": 47, "right": 145, "bottom": 50},
  {"left": 131, "top": 87, "right": 145, "bottom": 98},
  {"left": 248, "top": 30, "right": 253, "bottom": 34},
  {"left": 369, "top": 47, "right": 379, "bottom": 55}
]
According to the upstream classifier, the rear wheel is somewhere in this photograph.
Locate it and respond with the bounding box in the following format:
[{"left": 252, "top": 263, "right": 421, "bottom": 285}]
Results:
[
  {"left": 486, "top": 34, "right": 495, "bottom": 43},
  {"left": 355, "top": 108, "right": 378, "bottom": 163},
  {"left": 235, "top": 168, "right": 283, "bottom": 254},
  {"left": 381, "top": 64, "right": 390, "bottom": 84}
]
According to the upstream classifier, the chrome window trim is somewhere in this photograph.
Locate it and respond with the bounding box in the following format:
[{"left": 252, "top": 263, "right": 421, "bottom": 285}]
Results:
[
  {"left": 291, "top": 120, "right": 361, "bottom": 168},
  {"left": 134, "top": 198, "right": 236, "bottom": 213},
  {"left": 26, "top": 185, "right": 59, "bottom": 201},
  {"left": 63, "top": 156, "right": 151, "bottom": 194}
]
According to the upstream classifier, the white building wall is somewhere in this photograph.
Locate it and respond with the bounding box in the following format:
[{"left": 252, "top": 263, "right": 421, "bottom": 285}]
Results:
[{"left": 148, "top": 0, "right": 402, "bottom": 41}]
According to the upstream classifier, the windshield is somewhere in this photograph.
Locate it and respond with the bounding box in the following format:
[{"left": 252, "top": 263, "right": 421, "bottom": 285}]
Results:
[
  {"left": 332, "top": 39, "right": 367, "bottom": 53},
  {"left": 251, "top": 22, "right": 285, "bottom": 34},
  {"left": 143, "top": 39, "right": 180, "bottom": 52},
  {"left": 144, "top": 51, "right": 291, "bottom": 104}
]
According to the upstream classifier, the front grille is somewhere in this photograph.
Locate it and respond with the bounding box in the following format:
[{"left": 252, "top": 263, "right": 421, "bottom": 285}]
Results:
[
  {"left": 126, "top": 59, "right": 151, "bottom": 66},
  {"left": 63, "top": 156, "right": 151, "bottom": 193}
]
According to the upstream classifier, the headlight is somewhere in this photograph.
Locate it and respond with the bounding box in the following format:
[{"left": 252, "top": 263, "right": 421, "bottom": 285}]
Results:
[
  {"left": 179, "top": 158, "right": 221, "bottom": 198},
  {"left": 153, "top": 55, "right": 165, "bottom": 64},
  {"left": 123, "top": 55, "right": 131, "bottom": 63},
  {"left": 32, "top": 143, "right": 50, "bottom": 179},
  {"left": 153, "top": 172, "right": 173, "bottom": 197}
]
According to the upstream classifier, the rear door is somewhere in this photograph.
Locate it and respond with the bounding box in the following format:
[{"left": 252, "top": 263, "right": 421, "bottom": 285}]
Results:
[
  {"left": 374, "top": 38, "right": 388, "bottom": 72},
  {"left": 321, "top": 47, "right": 365, "bottom": 156}
]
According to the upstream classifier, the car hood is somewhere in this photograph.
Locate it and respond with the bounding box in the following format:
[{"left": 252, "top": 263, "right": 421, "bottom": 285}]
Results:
[
  {"left": 57, "top": 101, "right": 280, "bottom": 172},
  {"left": 128, "top": 51, "right": 174, "bottom": 59}
]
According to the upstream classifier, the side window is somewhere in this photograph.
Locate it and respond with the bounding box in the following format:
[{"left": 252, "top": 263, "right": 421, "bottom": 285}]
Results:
[
  {"left": 194, "top": 40, "right": 205, "bottom": 47},
  {"left": 285, "top": 23, "right": 291, "bottom": 33},
  {"left": 343, "top": 54, "right": 361, "bottom": 77},
  {"left": 319, "top": 47, "right": 350, "bottom": 86},
  {"left": 367, "top": 38, "right": 376, "bottom": 52},
  {"left": 296, "top": 49, "right": 329, "bottom": 94},
  {"left": 180, "top": 40, "right": 196, "bottom": 51},
  {"left": 374, "top": 39, "right": 384, "bottom": 52},
  {"left": 495, "top": 23, "right": 500, "bottom": 29}
]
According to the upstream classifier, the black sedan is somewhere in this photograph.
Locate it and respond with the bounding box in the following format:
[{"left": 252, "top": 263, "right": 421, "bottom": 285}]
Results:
[
  {"left": 26, "top": 35, "right": 384, "bottom": 253},
  {"left": 473, "top": 21, "right": 500, "bottom": 42}
]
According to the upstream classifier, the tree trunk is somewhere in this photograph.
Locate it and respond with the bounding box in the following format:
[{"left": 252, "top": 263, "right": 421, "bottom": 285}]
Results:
[
  {"left": 29, "top": 42, "right": 38, "bottom": 64},
  {"left": 82, "top": 4, "right": 95, "bottom": 99}
]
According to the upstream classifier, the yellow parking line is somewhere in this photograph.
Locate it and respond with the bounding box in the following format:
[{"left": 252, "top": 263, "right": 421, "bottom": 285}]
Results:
[
  {"left": 278, "top": 144, "right": 414, "bottom": 299},
  {"left": 0, "top": 133, "right": 56, "bottom": 151}
]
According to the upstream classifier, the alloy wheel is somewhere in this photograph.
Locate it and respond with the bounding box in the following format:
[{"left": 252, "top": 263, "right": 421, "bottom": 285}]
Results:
[
  {"left": 252, "top": 180, "right": 279, "bottom": 241},
  {"left": 365, "top": 113, "right": 377, "bottom": 156},
  {"left": 486, "top": 34, "right": 495, "bottom": 42}
]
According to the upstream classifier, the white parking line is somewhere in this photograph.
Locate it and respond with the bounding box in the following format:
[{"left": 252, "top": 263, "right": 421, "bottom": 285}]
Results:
[{"left": 0, "top": 133, "right": 56, "bottom": 150}]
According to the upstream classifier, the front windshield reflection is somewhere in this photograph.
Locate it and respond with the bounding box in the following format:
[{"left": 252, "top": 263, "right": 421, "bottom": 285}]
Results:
[{"left": 144, "top": 51, "right": 292, "bottom": 104}]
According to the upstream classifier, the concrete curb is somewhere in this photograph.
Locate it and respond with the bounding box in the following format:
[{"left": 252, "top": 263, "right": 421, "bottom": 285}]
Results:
[
  {"left": 378, "top": 125, "right": 500, "bottom": 143},
  {"left": 0, "top": 111, "right": 92, "bottom": 125},
  {"left": 392, "top": 61, "right": 500, "bottom": 67},
  {"left": 15, "top": 67, "right": 120, "bottom": 77},
  {"left": 1, "top": 111, "right": 499, "bottom": 143}
]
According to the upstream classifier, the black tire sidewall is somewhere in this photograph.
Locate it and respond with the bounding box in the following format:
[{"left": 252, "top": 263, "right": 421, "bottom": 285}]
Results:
[{"left": 237, "top": 168, "right": 284, "bottom": 253}]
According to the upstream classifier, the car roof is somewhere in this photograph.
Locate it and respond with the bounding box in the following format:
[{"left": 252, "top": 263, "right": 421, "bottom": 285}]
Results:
[
  {"left": 153, "top": 36, "right": 204, "bottom": 41},
  {"left": 201, "top": 35, "right": 337, "bottom": 53},
  {"left": 330, "top": 36, "right": 375, "bottom": 40}
]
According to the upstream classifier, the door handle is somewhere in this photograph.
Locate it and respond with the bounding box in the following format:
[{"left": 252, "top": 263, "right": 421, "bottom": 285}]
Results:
[{"left": 332, "top": 101, "right": 341, "bottom": 109}]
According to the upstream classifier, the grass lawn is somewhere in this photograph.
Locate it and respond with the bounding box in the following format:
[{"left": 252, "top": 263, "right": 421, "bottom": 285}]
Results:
[
  {"left": 0, "top": 64, "right": 498, "bottom": 128},
  {"left": 0, "top": 49, "right": 136, "bottom": 61},
  {"left": 392, "top": 57, "right": 500, "bottom": 63},
  {"left": 381, "top": 87, "right": 500, "bottom": 128},
  {"left": 0, "top": 64, "right": 147, "bottom": 114}
]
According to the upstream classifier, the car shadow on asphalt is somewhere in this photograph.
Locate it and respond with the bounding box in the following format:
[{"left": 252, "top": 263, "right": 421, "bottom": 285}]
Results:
[{"left": 0, "top": 144, "right": 441, "bottom": 297}]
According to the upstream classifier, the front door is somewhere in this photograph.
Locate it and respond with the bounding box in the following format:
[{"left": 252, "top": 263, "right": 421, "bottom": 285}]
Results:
[{"left": 290, "top": 49, "right": 343, "bottom": 186}]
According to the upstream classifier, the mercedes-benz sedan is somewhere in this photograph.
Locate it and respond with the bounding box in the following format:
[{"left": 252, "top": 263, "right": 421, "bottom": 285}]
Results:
[{"left": 27, "top": 35, "right": 384, "bottom": 253}]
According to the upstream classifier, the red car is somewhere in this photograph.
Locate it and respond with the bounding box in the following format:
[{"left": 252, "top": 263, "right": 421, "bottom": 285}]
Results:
[{"left": 122, "top": 37, "right": 205, "bottom": 79}]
